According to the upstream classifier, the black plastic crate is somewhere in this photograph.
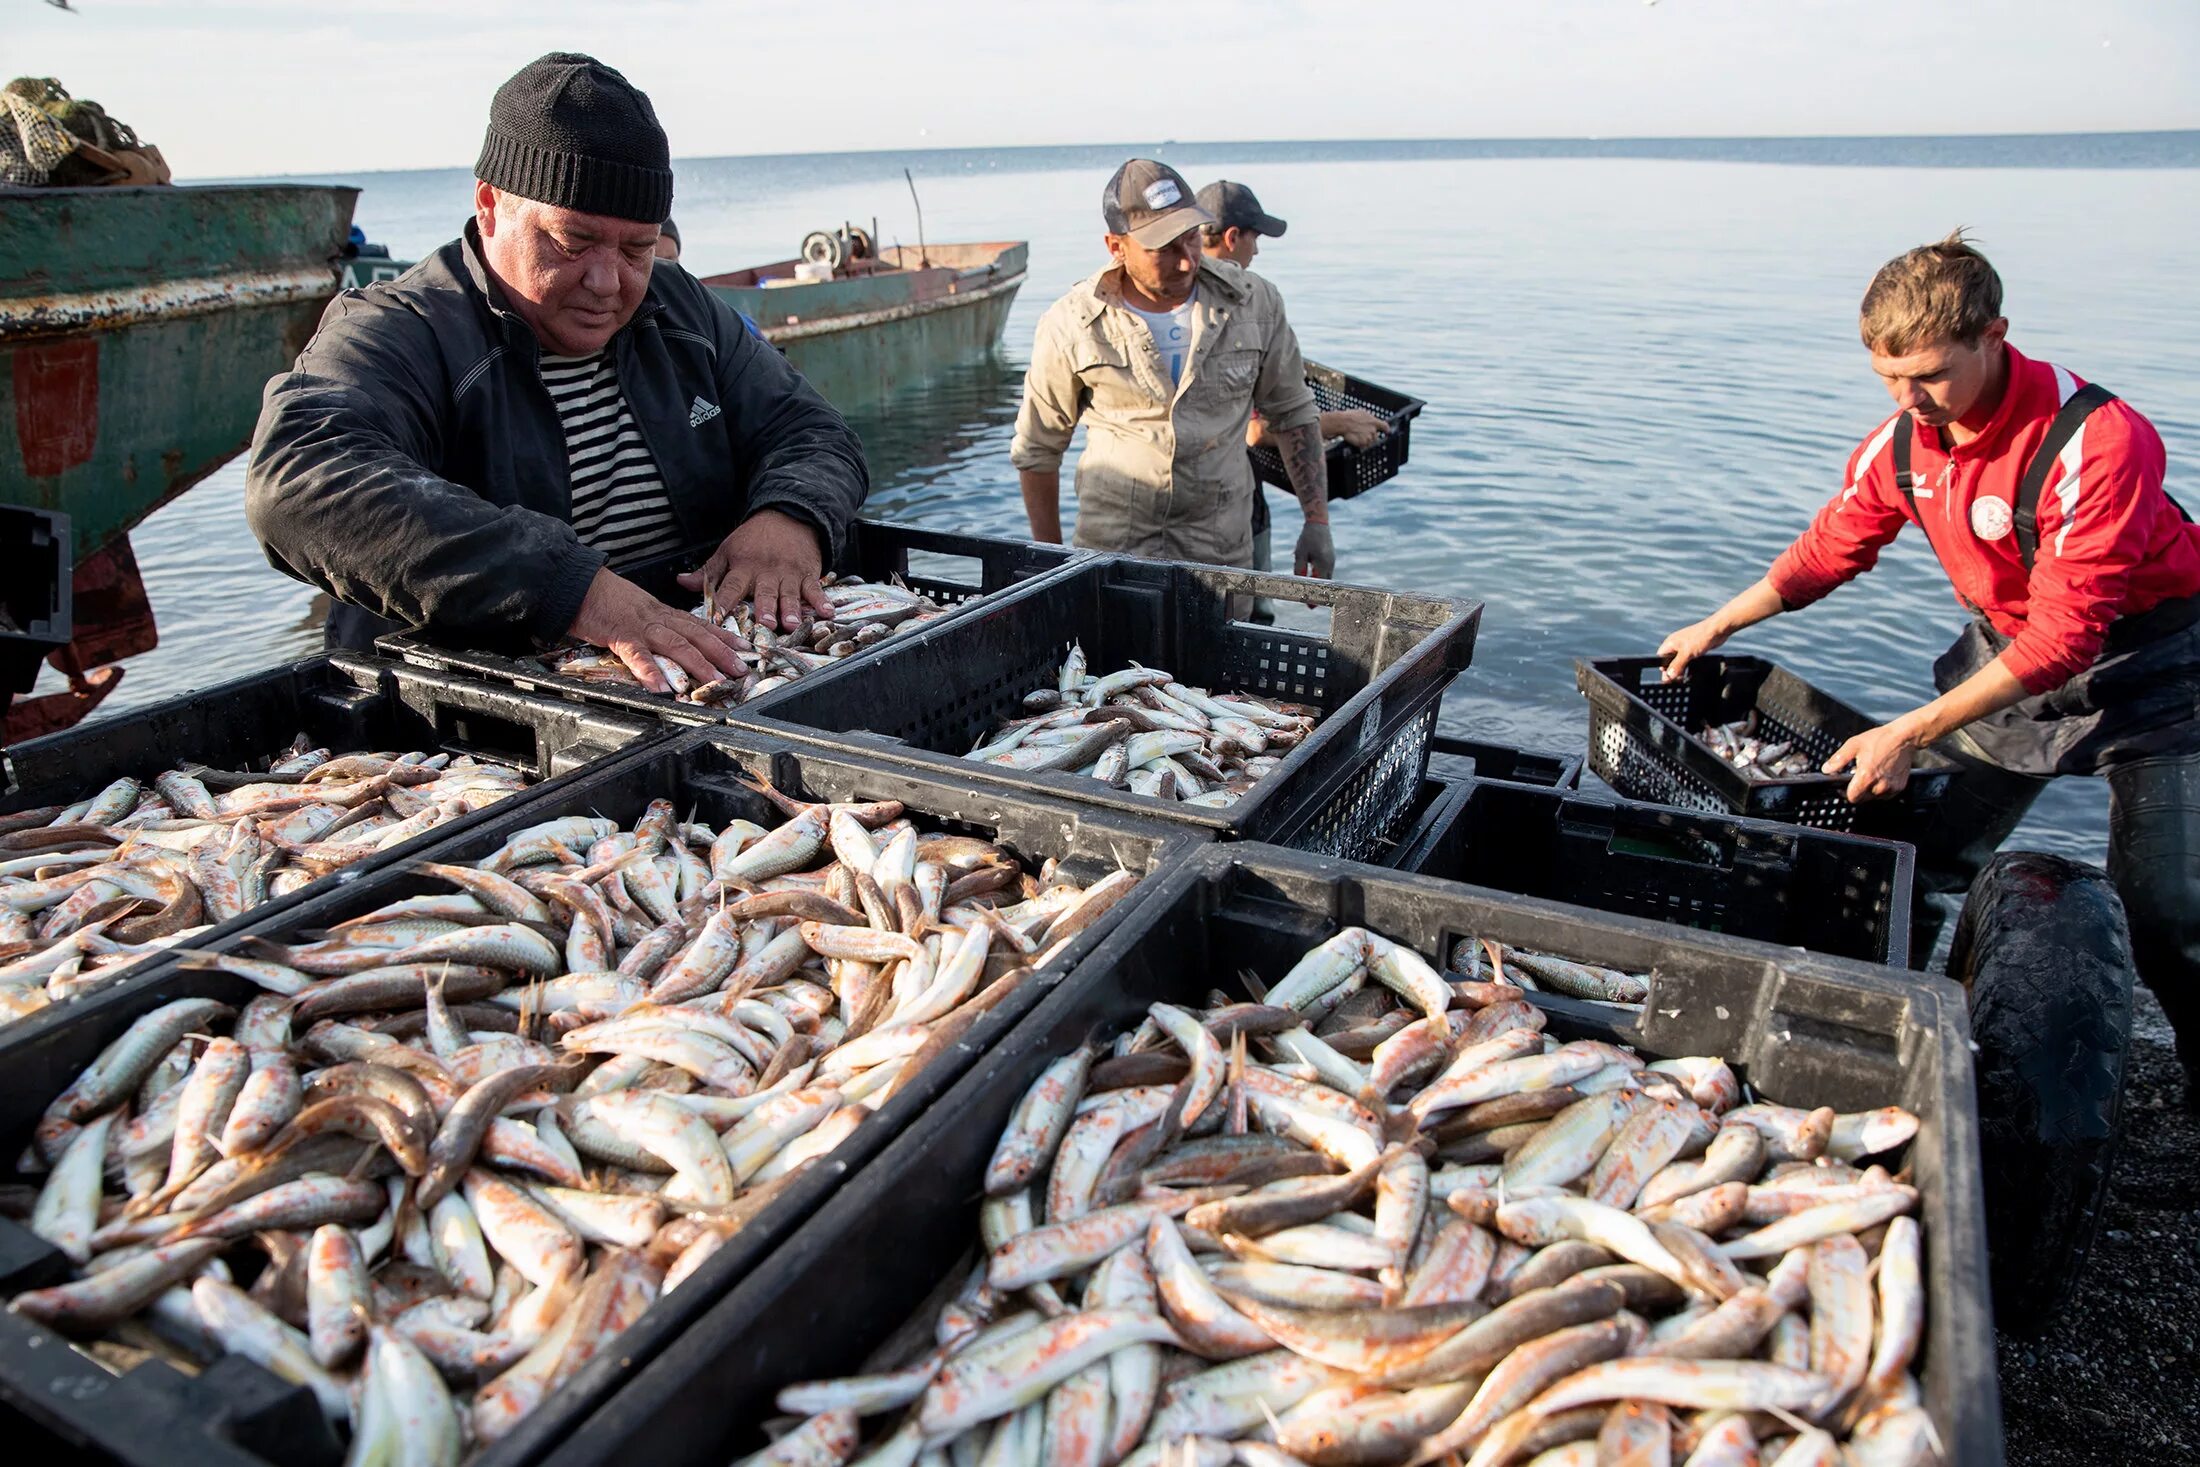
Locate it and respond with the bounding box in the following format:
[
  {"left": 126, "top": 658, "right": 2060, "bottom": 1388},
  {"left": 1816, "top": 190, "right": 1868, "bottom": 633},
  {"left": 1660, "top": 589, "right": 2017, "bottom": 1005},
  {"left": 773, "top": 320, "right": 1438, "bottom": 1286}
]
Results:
[
  {"left": 0, "top": 726, "right": 1199, "bottom": 1467},
  {"left": 376, "top": 518, "right": 1081, "bottom": 725},
  {"left": 745, "top": 554, "right": 1480, "bottom": 860},
  {"left": 1362, "top": 772, "right": 1459, "bottom": 869},
  {"left": 1425, "top": 731, "right": 1583, "bottom": 791},
  {"left": 1392, "top": 778, "right": 1915, "bottom": 966},
  {"left": 3, "top": 654, "right": 652, "bottom": 808},
  {"left": 0, "top": 505, "right": 71, "bottom": 698},
  {"left": 548, "top": 842, "right": 1997, "bottom": 1467},
  {"left": 1578, "top": 653, "right": 1960, "bottom": 838},
  {"left": 1367, "top": 734, "right": 1589, "bottom": 869},
  {"left": 0, "top": 653, "right": 655, "bottom": 985},
  {"left": 1248, "top": 360, "right": 1426, "bottom": 501}
]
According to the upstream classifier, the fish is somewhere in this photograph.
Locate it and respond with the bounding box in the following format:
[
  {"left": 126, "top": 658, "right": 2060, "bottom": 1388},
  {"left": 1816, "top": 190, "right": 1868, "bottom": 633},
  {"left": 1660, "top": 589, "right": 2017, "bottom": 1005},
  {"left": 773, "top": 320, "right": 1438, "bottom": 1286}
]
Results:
[
  {"left": 962, "top": 650, "right": 1320, "bottom": 806},
  {"left": 1447, "top": 940, "right": 1662, "bottom": 1012},
  {"left": 1698, "top": 718, "right": 1820, "bottom": 780},
  {"left": 0, "top": 736, "right": 528, "bottom": 1022},
  {"left": 742, "top": 919, "right": 1929, "bottom": 1467},
  {"left": 544, "top": 571, "right": 951, "bottom": 708},
  {"left": 2, "top": 791, "right": 1141, "bottom": 1461}
]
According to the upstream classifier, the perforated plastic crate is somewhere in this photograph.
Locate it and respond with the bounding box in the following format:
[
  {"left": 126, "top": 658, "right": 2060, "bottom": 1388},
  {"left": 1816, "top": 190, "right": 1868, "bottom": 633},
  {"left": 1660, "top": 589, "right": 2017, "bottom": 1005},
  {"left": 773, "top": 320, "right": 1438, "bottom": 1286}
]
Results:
[
  {"left": 0, "top": 727, "right": 1200, "bottom": 1467},
  {"left": 1366, "top": 734, "right": 1588, "bottom": 869},
  {"left": 1247, "top": 360, "right": 1426, "bottom": 501},
  {"left": 1578, "top": 653, "right": 1959, "bottom": 839},
  {"left": 377, "top": 519, "right": 1080, "bottom": 725},
  {"left": 1394, "top": 777, "right": 1914, "bottom": 965},
  {"left": 0, "top": 654, "right": 660, "bottom": 1024},
  {"left": 743, "top": 555, "right": 1479, "bottom": 860},
  {"left": 1424, "top": 731, "right": 1584, "bottom": 791},
  {"left": 550, "top": 842, "right": 1998, "bottom": 1467}
]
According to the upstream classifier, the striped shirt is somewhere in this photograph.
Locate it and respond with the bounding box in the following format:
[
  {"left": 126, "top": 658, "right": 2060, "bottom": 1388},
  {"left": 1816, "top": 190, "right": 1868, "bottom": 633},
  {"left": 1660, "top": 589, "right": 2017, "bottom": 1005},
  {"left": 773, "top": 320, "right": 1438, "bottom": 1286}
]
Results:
[{"left": 539, "top": 352, "right": 684, "bottom": 567}]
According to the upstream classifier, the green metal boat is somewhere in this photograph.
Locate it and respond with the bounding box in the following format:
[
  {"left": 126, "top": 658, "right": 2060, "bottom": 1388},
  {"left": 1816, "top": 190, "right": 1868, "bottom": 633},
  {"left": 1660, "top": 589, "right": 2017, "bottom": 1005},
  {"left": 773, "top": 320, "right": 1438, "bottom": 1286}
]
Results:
[
  {"left": 702, "top": 238, "right": 1027, "bottom": 409},
  {"left": 0, "top": 183, "right": 354, "bottom": 737},
  {"left": 0, "top": 183, "right": 358, "bottom": 563}
]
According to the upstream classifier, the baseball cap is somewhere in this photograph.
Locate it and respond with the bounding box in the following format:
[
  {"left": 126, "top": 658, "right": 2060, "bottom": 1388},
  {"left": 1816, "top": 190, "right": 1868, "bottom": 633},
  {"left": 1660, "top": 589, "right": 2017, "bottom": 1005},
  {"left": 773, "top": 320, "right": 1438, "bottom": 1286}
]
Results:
[
  {"left": 1102, "top": 159, "right": 1213, "bottom": 248},
  {"left": 1195, "top": 179, "right": 1287, "bottom": 238}
]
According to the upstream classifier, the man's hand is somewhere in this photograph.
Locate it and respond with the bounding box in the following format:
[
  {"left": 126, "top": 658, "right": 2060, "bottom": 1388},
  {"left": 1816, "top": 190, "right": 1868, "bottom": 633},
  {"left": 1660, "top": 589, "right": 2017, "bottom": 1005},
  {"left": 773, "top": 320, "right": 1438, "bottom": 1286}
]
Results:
[
  {"left": 677, "top": 509, "right": 830, "bottom": 633},
  {"left": 1326, "top": 409, "right": 1387, "bottom": 450},
  {"left": 1657, "top": 618, "right": 1733, "bottom": 682},
  {"left": 1658, "top": 580, "right": 1790, "bottom": 682},
  {"left": 1294, "top": 519, "right": 1335, "bottom": 579},
  {"left": 1824, "top": 722, "right": 1918, "bottom": 804},
  {"left": 569, "top": 568, "right": 751, "bottom": 694}
]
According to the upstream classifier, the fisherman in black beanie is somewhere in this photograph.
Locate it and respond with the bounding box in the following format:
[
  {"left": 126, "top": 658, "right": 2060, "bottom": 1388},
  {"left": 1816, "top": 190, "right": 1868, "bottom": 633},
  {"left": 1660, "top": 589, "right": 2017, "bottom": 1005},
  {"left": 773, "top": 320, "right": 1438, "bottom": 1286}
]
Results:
[
  {"left": 472, "top": 52, "right": 674, "bottom": 358},
  {"left": 476, "top": 52, "right": 674, "bottom": 232},
  {"left": 246, "top": 52, "right": 868, "bottom": 682}
]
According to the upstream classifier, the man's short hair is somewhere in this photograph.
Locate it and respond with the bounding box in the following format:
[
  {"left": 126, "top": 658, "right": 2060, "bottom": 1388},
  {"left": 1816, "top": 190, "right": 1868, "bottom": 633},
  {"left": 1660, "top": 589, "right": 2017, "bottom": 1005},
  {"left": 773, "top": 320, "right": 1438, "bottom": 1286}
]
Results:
[{"left": 1859, "top": 229, "right": 2004, "bottom": 355}]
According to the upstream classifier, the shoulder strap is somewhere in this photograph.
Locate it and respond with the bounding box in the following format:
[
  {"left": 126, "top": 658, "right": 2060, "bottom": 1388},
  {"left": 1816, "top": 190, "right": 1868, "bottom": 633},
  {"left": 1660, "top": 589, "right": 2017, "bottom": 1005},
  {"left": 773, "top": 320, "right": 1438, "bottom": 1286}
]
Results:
[
  {"left": 1892, "top": 412, "right": 1918, "bottom": 511},
  {"left": 1892, "top": 412, "right": 1942, "bottom": 565},
  {"left": 2014, "top": 382, "right": 2117, "bottom": 570},
  {"left": 1891, "top": 411, "right": 1985, "bottom": 618}
]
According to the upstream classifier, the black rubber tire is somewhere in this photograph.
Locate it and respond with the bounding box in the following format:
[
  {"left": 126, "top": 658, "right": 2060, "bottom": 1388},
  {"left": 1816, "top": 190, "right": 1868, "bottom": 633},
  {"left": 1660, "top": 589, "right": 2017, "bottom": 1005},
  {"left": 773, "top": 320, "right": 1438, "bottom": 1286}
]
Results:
[{"left": 1948, "top": 850, "right": 2135, "bottom": 1336}]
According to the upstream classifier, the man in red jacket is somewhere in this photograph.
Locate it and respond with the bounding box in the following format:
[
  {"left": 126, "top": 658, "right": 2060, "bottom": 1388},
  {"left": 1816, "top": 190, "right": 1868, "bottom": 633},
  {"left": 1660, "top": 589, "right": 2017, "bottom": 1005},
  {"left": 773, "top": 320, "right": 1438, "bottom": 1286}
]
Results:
[{"left": 1661, "top": 232, "right": 2200, "bottom": 1083}]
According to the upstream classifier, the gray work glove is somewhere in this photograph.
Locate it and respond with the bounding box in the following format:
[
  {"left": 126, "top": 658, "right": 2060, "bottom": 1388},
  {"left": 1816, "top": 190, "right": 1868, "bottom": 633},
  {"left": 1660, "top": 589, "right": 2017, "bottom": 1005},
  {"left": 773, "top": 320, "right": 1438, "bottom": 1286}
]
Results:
[{"left": 1294, "top": 519, "right": 1336, "bottom": 579}]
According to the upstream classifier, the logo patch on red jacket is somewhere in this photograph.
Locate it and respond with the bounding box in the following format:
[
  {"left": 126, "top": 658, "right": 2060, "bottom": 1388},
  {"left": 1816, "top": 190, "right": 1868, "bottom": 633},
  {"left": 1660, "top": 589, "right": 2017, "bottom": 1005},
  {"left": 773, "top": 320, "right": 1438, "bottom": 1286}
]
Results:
[{"left": 1971, "top": 496, "right": 2014, "bottom": 541}]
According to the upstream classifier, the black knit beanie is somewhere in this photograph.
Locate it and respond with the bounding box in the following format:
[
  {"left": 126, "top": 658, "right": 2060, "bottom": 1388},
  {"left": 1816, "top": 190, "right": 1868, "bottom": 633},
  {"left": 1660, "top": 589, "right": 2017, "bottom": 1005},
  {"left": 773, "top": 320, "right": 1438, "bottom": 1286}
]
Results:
[{"left": 475, "top": 53, "right": 673, "bottom": 223}]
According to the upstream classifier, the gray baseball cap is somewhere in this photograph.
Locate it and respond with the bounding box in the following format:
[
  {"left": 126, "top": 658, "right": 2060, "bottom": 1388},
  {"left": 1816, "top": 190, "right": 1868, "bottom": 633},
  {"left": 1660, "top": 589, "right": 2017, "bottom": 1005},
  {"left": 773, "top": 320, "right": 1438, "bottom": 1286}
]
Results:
[
  {"left": 1195, "top": 180, "right": 1287, "bottom": 238},
  {"left": 1102, "top": 159, "right": 1213, "bottom": 248}
]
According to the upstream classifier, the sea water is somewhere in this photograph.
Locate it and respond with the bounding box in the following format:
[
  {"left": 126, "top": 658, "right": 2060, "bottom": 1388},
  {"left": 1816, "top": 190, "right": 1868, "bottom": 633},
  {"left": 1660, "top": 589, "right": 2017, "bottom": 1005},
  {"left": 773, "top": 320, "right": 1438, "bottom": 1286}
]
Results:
[{"left": 86, "top": 134, "right": 2200, "bottom": 863}]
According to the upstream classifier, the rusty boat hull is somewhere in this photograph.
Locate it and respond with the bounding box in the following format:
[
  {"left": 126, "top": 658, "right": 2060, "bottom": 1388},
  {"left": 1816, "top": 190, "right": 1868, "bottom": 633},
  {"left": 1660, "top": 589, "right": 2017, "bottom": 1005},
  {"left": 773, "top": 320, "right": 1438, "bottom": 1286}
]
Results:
[
  {"left": 0, "top": 183, "right": 355, "bottom": 738},
  {"left": 0, "top": 183, "right": 357, "bottom": 563}
]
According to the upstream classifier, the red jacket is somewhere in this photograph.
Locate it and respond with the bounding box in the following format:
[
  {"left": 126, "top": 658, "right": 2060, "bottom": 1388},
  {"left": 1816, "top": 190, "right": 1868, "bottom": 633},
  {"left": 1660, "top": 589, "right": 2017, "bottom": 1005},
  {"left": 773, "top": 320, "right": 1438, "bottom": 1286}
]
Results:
[{"left": 1769, "top": 345, "right": 2200, "bottom": 694}]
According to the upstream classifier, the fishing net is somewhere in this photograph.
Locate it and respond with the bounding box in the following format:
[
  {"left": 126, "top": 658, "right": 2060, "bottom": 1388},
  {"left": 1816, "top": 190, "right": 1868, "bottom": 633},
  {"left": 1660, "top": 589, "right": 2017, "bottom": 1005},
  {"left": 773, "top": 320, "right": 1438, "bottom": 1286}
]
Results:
[{"left": 0, "top": 77, "right": 168, "bottom": 187}]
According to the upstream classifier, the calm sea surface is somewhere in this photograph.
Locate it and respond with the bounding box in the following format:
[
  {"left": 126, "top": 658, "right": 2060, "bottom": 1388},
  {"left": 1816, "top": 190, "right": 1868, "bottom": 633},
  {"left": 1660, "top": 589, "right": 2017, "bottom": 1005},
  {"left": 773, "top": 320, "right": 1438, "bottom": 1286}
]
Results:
[{"left": 76, "top": 135, "right": 2200, "bottom": 864}]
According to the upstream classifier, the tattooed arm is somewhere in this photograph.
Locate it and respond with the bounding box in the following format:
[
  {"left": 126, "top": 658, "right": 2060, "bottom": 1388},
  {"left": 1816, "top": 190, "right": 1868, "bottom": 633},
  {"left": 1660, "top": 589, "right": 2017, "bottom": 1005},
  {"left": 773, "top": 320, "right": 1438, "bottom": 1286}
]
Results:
[
  {"left": 1272, "top": 420, "right": 1335, "bottom": 577},
  {"left": 1273, "top": 420, "right": 1331, "bottom": 529},
  {"left": 1248, "top": 281, "right": 1333, "bottom": 578}
]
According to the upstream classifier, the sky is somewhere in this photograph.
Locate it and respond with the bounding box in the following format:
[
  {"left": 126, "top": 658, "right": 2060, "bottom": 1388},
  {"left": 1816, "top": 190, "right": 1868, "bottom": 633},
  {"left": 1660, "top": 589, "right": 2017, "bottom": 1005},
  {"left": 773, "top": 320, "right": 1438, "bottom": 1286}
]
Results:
[{"left": 8, "top": 0, "right": 2199, "bottom": 179}]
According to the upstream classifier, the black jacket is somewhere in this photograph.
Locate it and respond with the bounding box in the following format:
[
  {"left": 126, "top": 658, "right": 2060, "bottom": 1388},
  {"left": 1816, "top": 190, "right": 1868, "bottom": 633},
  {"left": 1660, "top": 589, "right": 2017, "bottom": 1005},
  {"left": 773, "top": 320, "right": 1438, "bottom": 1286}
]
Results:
[{"left": 245, "top": 223, "right": 869, "bottom": 652}]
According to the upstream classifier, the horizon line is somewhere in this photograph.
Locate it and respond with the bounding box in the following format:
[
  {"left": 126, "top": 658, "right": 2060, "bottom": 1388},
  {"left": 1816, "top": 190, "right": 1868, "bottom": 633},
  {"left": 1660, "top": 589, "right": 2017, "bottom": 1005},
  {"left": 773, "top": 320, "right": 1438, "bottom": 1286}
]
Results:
[{"left": 196, "top": 126, "right": 2200, "bottom": 183}]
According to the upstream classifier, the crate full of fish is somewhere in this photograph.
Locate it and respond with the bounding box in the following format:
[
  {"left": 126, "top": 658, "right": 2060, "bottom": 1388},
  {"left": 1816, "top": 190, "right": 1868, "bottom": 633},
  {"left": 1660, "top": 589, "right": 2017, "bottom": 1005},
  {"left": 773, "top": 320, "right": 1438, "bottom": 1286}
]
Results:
[
  {"left": 548, "top": 841, "right": 1991, "bottom": 1467},
  {"left": 377, "top": 519, "right": 1081, "bottom": 724},
  {"left": 1388, "top": 778, "right": 1916, "bottom": 967},
  {"left": 1576, "top": 655, "right": 1962, "bottom": 839},
  {"left": 1247, "top": 360, "right": 1427, "bottom": 503},
  {"left": 746, "top": 554, "right": 1480, "bottom": 861},
  {"left": 0, "top": 726, "right": 1199, "bottom": 1467},
  {"left": 0, "top": 655, "right": 657, "bottom": 1033}
]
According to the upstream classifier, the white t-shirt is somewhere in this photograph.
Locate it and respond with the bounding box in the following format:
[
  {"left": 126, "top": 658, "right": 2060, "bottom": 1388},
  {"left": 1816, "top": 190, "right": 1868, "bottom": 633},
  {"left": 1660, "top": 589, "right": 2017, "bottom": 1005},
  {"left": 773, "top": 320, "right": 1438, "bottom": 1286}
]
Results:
[{"left": 1124, "top": 289, "right": 1196, "bottom": 387}]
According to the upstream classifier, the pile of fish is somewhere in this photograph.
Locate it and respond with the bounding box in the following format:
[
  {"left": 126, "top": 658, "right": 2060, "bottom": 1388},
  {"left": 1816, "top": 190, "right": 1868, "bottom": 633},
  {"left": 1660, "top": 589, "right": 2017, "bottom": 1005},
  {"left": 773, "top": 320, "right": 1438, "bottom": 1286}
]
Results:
[
  {"left": 751, "top": 923, "right": 1930, "bottom": 1467},
  {"left": 1699, "top": 722, "right": 1817, "bottom": 782},
  {"left": 0, "top": 738, "right": 530, "bottom": 1023},
  {"left": 7, "top": 780, "right": 1140, "bottom": 1461},
  {"left": 1451, "top": 939, "right": 1652, "bottom": 1009},
  {"left": 548, "top": 576, "right": 951, "bottom": 708},
  {"left": 965, "top": 646, "right": 1319, "bottom": 808}
]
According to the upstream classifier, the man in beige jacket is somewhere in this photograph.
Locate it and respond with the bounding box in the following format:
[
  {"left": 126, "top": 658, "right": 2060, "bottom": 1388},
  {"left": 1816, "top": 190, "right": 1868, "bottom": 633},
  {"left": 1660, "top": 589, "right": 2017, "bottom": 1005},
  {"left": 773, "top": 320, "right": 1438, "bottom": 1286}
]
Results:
[{"left": 1011, "top": 159, "right": 1336, "bottom": 578}]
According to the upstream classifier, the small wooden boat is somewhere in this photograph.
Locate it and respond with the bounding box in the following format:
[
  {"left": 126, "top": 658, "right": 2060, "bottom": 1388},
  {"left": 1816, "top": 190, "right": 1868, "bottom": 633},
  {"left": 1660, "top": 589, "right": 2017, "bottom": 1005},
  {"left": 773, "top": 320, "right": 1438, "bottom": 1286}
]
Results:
[{"left": 701, "top": 232, "right": 1026, "bottom": 410}]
